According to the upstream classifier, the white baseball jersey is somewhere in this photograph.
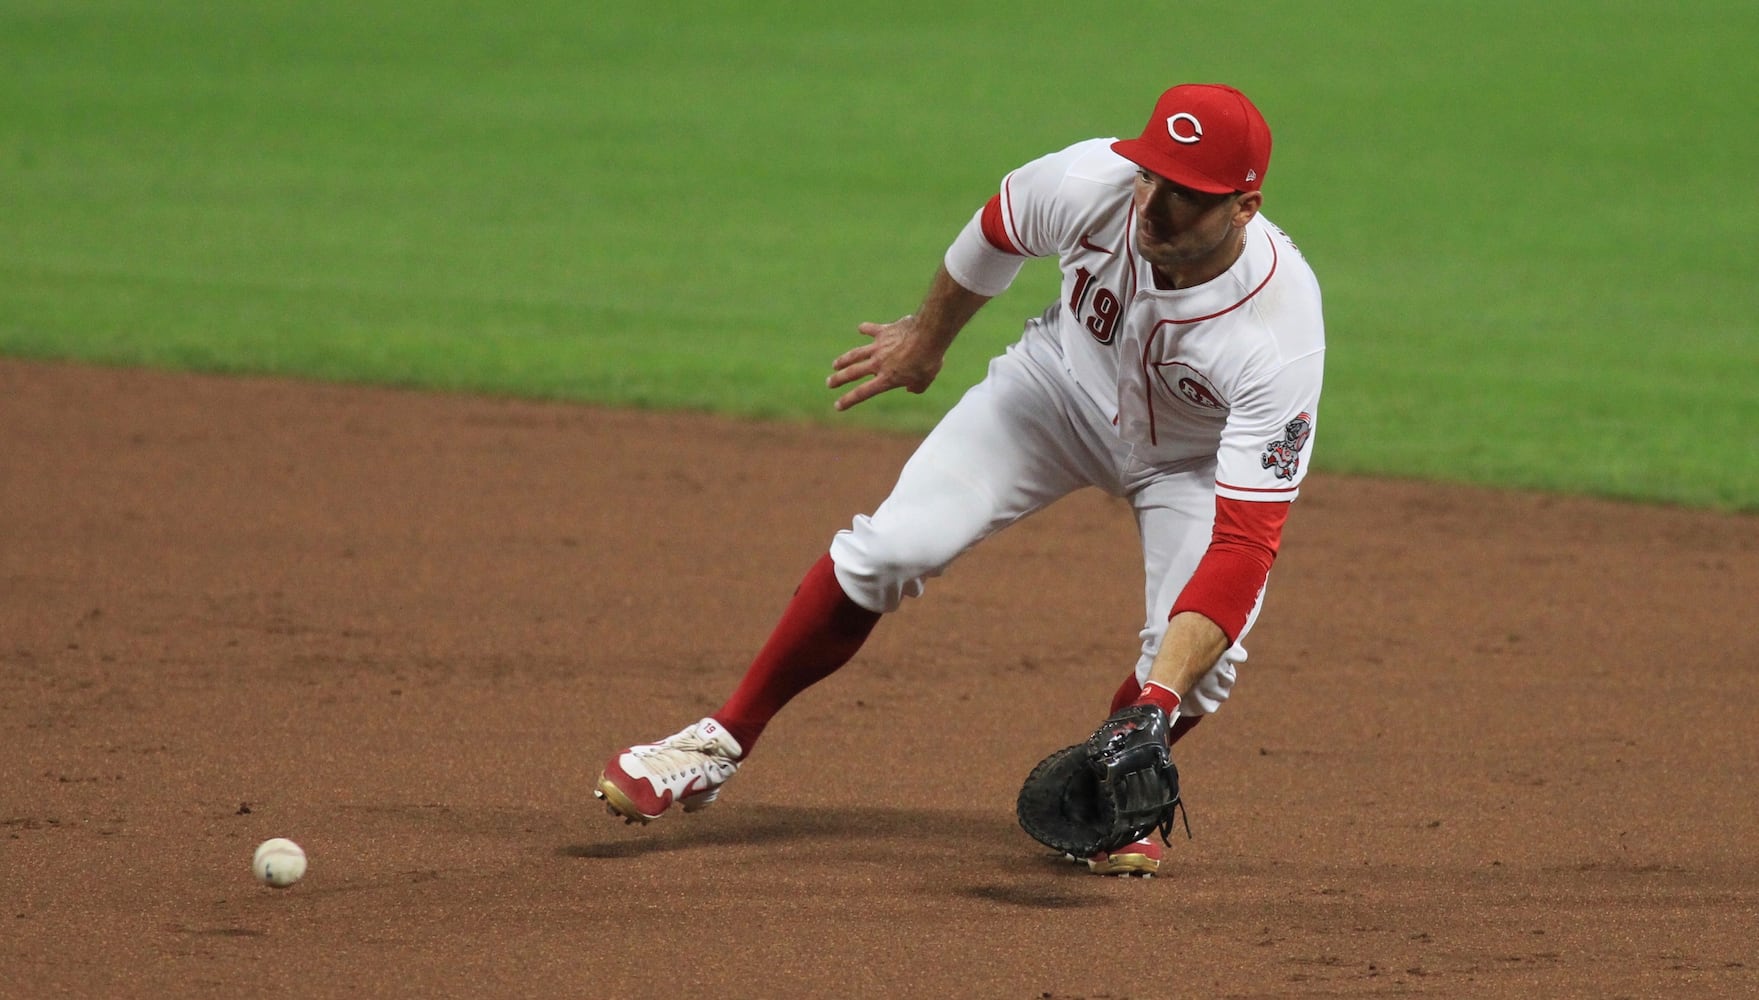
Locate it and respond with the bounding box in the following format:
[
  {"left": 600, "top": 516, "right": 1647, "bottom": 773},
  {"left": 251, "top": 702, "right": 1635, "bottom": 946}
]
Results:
[
  {"left": 944, "top": 137, "right": 1325, "bottom": 504},
  {"left": 828, "top": 137, "right": 1326, "bottom": 715}
]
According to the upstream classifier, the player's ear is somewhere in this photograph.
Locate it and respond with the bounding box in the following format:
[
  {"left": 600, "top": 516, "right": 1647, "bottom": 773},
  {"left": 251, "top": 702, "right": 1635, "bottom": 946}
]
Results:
[{"left": 1232, "top": 191, "right": 1263, "bottom": 227}]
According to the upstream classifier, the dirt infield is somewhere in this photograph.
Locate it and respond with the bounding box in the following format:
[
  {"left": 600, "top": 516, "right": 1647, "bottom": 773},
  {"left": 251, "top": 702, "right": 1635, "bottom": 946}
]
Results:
[{"left": 3, "top": 357, "right": 1755, "bottom": 998}]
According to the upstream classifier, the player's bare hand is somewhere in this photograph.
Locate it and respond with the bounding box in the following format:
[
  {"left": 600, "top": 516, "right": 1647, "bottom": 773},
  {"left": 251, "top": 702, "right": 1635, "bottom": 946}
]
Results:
[{"left": 827, "top": 315, "right": 947, "bottom": 411}]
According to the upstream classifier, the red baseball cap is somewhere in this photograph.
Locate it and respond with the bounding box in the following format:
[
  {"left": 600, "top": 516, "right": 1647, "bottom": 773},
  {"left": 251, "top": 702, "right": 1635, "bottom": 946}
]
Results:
[{"left": 1111, "top": 84, "right": 1272, "bottom": 194}]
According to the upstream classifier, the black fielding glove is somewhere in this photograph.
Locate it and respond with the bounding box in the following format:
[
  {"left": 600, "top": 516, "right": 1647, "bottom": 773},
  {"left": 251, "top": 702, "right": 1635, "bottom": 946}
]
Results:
[
  {"left": 1017, "top": 703, "right": 1183, "bottom": 856},
  {"left": 1084, "top": 703, "right": 1181, "bottom": 852}
]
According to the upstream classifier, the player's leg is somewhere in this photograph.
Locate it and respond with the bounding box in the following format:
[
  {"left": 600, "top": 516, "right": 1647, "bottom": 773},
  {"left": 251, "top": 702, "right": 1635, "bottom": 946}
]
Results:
[
  {"left": 708, "top": 551, "right": 879, "bottom": 750},
  {"left": 1087, "top": 470, "right": 1253, "bottom": 876},
  {"left": 824, "top": 343, "right": 1121, "bottom": 616},
  {"left": 595, "top": 558, "right": 882, "bottom": 824},
  {"left": 715, "top": 339, "right": 1113, "bottom": 744},
  {"left": 598, "top": 336, "right": 1114, "bottom": 823},
  {"left": 597, "top": 559, "right": 877, "bottom": 824},
  {"left": 1124, "top": 467, "right": 1262, "bottom": 721}
]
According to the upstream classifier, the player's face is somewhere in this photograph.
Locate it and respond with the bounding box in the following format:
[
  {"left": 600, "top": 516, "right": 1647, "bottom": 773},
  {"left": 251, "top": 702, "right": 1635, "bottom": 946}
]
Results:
[{"left": 1131, "top": 169, "right": 1261, "bottom": 280}]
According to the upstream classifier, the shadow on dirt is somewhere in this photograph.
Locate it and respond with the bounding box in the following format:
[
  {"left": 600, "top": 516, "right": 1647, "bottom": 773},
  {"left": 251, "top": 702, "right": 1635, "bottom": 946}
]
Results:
[
  {"left": 559, "top": 803, "right": 1113, "bottom": 908},
  {"left": 559, "top": 802, "right": 1017, "bottom": 859}
]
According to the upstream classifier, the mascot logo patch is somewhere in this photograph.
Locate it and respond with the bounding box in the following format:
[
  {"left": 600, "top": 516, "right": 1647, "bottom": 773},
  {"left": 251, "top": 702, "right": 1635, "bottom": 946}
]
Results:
[{"left": 1261, "top": 412, "right": 1313, "bottom": 481}]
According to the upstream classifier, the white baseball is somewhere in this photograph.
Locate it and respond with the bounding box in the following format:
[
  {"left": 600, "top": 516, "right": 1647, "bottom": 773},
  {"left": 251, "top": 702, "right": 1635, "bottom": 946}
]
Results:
[{"left": 252, "top": 838, "right": 307, "bottom": 888}]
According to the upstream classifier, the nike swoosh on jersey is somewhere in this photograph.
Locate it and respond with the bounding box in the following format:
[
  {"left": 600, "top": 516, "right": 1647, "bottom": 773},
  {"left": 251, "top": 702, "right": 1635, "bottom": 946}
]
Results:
[{"left": 1078, "top": 234, "right": 1114, "bottom": 254}]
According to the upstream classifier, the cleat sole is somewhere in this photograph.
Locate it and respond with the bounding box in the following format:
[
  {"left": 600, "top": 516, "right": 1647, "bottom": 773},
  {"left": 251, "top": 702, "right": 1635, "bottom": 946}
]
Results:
[
  {"left": 595, "top": 773, "right": 656, "bottom": 824},
  {"left": 1087, "top": 852, "right": 1162, "bottom": 877}
]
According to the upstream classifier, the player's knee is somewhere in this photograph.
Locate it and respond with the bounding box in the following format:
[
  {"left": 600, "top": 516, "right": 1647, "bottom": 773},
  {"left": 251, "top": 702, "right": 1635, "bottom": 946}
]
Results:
[{"left": 829, "top": 527, "right": 950, "bottom": 614}]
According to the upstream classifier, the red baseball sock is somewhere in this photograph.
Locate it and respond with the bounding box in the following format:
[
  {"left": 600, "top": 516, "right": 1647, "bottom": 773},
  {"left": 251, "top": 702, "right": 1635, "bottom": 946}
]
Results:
[
  {"left": 1167, "top": 714, "right": 1201, "bottom": 745},
  {"left": 1108, "top": 674, "right": 1143, "bottom": 714},
  {"left": 712, "top": 553, "right": 880, "bottom": 754}
]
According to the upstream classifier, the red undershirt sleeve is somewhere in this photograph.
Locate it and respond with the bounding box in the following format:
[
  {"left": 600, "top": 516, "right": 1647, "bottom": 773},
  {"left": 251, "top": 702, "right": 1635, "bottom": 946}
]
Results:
[
  {"left": 978, "top": 194, "right": 1023, "bottom": 254},
  {"left": 1168, "top": 496, "right": 1291, "bottom": 643}
]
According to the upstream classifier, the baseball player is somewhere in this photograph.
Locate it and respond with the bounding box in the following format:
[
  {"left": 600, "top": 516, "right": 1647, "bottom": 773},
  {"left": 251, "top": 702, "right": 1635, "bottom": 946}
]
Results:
[{"left": 596, "top": 83, "right": 1325, "bottom": 876}]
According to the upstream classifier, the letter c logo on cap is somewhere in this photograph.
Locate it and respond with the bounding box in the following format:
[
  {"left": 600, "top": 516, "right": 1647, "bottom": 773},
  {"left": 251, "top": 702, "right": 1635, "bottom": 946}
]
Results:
[{"left": 1166, "top": 112, "right": 1202, "bottom": 144}]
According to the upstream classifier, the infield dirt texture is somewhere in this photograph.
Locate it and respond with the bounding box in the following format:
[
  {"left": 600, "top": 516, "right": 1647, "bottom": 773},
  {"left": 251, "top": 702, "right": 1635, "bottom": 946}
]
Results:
[{"left": 3, "top": 358, "right": 1755, "bottom": 998}]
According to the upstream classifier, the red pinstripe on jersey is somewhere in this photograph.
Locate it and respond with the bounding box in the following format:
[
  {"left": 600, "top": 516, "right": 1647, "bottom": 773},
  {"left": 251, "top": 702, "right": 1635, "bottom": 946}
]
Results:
[
  {"left": 1168, "top": 495, "right": 1289, "bottom": 642},
  {"left": 1216, "top": 481, "right": 1299, "bottom": 495}
]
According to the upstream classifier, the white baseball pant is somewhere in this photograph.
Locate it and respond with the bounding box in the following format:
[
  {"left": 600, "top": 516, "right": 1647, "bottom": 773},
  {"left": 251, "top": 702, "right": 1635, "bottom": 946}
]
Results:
[{"left": 828, "top": 313, "right": 1259, "bottom": 716}]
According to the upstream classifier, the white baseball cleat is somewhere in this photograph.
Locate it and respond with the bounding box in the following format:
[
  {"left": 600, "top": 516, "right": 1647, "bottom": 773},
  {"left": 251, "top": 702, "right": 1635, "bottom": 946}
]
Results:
[{"left": 594, "top": 717, "right": 744, "bottom": 824}]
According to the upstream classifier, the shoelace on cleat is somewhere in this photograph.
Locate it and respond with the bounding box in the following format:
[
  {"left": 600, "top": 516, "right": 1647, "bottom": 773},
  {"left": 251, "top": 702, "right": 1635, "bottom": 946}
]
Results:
[{"left": 630, "top": 737, "right": 734, "bottom": 782}]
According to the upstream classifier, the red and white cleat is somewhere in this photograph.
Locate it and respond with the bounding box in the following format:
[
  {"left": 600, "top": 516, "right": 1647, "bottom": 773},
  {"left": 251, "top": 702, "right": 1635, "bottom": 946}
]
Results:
[
  {"left": 1086, "top": 837, "right": 1163, "bottom": 877},
  {"left": 594, "top": 718, "right": 744, "bottom": 824}
]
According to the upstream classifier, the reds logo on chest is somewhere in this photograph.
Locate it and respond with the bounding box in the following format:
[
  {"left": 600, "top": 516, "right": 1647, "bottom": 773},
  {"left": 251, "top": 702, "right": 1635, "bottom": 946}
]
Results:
[{"left": 1152, "top": 362, "right": 1227, "bottom": 411}]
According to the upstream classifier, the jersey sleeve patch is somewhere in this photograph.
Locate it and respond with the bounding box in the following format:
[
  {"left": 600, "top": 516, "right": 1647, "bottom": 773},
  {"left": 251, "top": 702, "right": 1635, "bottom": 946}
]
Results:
[{"left": 1261, "top": 412, "right": 1313, "bottom": 482}]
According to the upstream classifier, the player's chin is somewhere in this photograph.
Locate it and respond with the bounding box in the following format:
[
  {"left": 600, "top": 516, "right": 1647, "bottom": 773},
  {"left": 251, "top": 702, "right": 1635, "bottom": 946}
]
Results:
[
  {"left": 1135, "top": 229, "right": 1183, "bottom": 260},
  {"left": 1136, "top": 239, "right": 1183, "bottom": 268}
]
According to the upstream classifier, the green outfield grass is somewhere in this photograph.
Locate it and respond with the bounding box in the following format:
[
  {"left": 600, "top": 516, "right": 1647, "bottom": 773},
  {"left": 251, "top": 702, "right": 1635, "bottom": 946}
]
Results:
[{"left": 3, "top": 1, "right": 1755, "bottom": 509}]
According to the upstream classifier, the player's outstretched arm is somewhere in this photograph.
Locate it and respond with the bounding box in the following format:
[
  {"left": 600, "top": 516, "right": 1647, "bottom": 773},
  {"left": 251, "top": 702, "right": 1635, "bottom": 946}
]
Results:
[
  {"left": 827, "top": 265, "right": 991, "bottom": 411},
  {"left": 1144, "top": 610, "right": 1230, "bottom": 701}
]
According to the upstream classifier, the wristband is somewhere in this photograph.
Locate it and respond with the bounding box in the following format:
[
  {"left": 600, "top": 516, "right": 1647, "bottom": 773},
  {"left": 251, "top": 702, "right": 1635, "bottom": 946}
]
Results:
[{"left": 1133, "top": 680, "right": 1182, "bottom": 717}]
